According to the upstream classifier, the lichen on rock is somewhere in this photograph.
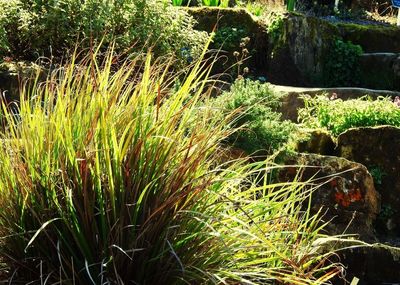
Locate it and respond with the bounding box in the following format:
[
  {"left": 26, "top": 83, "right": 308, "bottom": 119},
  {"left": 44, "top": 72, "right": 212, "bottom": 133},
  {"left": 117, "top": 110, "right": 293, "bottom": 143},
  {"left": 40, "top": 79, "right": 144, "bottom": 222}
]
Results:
[{"left": 277, "top": 152, "right": 380, "bottom": 242}]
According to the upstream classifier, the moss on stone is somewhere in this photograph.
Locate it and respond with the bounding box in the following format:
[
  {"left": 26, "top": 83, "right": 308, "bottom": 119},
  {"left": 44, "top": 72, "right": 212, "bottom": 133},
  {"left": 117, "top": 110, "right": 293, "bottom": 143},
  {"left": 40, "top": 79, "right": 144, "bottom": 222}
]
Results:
[
  {"left": 0, "top": 61, "right": 41, "bottom": 75},
  {"left": 185, "top": 7, "right": 260, "bottom": 32},
  {"left": 295, "top": 129, "right": 336, "bottom": 155},
  {"left": 337, "top": 22, "right": 400, "bottom": 52},
  {"left": 0, "top": 61, "right": 44, "bottom": 102},
  {"left": 266, "top": 13, "right": 340, "bottom": 86},
  {"left": 185, "top": 7, "right": 269, "bottom": 77}
]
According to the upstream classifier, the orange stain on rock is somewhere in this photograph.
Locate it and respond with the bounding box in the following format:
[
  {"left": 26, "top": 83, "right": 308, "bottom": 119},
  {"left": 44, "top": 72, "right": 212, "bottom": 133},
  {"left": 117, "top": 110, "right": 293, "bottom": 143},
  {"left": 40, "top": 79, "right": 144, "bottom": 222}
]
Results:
[{"left": 334, "top": 188, "right": 362, "bottom": 207}]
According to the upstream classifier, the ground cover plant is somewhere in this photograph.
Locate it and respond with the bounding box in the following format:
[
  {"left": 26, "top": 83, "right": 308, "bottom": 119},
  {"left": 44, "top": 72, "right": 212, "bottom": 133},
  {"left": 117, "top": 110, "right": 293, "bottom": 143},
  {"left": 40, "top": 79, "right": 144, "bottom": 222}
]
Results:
[
  {"left": 298, "top": 95, "right": 400, "bottom": 135},
  {"left": 0, "top": 48, "right": 341, "bottom": 284},
  {"left": 323, "top": 40, "right": 363, "bottom": 87},
  {"left": 213, "top": 78, "right": 297, "bottom": 155}
]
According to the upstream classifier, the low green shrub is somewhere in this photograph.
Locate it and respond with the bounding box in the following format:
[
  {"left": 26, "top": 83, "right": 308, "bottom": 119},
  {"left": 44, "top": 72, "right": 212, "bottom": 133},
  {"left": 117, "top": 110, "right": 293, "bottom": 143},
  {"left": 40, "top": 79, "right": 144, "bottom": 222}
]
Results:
[
  {"left": 0, "top": 0, "right": 207, "bottom": 62},
  {"left": 214, "top": 78, "right": 296, "bottom": 154},
  {"left": 298, "top": 95, "right": 400, "bottom": 135},
  {"left": 0, "top": 0, "right": 20, "bottom": 57},
  {"left": 323, "top": 39, "right": 363, "bottom": 87}
]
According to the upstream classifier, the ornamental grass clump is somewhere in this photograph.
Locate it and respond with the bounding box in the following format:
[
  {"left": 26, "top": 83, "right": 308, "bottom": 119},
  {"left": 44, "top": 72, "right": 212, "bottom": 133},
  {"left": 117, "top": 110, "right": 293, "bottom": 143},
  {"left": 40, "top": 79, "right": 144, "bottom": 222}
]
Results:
[{"left": 0, "top": 49, "right": 340, "bottom": 284}]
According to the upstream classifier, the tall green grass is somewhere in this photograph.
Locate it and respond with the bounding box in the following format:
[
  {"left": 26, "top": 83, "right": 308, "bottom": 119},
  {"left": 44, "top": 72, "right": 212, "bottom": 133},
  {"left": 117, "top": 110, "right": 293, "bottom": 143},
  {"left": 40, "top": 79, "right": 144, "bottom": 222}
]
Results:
[{"left": 0, "top": 49, "right": 340, "bottom": 284}]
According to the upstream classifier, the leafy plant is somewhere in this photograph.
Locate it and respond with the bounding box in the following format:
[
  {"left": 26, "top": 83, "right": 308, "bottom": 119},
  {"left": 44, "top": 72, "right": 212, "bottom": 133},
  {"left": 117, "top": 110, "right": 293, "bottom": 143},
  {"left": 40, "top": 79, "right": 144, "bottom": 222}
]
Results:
[
  {"left": 0, "top": 0, "right": 20, "bottom": 58},
  {"left": 172, "top": 0, "right": 184, "bottom": 6},
  {"left": 299, "top": 95, "right": 400, "bottom": 135},
  {"left": 334, "top": 7, "right": 368, "bottom": 20},
  {"left": 267, "top": 14, "right": 284, "bottom": 45},
  {"left": 0, "top": 49, "right": 341, "bottom": 284},
  {"left": 214, "top": 78, "right": 296, "bottom": 154},
  {"left": 212, "top": 27, "right": 248, "bottom": 51},
  {"left": 219, "top": 0, "right": 230, "bottom": 8},
  {"left": 324, "top": 39, "right": 363, "bottom": 87},
  {"left": 203, "top": 0, "right": 219, "bottom": 6},
  {"left": 246, "top": 2, "right": 264, "bottom": 16},
  {"left": 212, "top": 27, "right": 252, "bottom": 79},
  {"left": 369, "top": 165, "right": 387, "bottom": 185},
  {"left": 287, "top": 0, "right": 296, "bottom": 11},
  {"left": 376, "top": 204, "right": 397, "bottom": 234},
  {"left": 0, "top": 0, "right": 208, "bottom": 62}
]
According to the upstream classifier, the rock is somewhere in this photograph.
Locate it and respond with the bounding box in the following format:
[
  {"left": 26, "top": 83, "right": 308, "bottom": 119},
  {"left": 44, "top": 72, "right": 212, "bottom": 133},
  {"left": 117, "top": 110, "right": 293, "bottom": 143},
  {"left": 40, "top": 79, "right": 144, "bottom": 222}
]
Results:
[
  {"left": 295, "top": 129, "right": 336, "bottom": 155},
  {"left": 267, "top": 14, "right": 400, "bottom": 87},
  {"left": 337, "top": 22, "right": 400, "bottom": 53},
  {"left": 267, "top": 13, "right": 339, "bottom": 86},
  {"left": 337, "top": 126, "right": 400, "bottom": 237},
  {"left": 0, "top": 61, "right": 43, "bottom": 102},
  {"left": 186, "top": 7, "right": 259, "bottom": 32},
  {"left": 188, "top": 10, "right": 400, "bottom": 89},
  {"left": 312, "top": 237, "right": 400, "bottom": 285},
  {"left": 273, "top": 85, "right": 400, "bottom": 122},
  {"left": 359, "top": 53, "right": 400, "bottom": 91},
  {"left": 278, "top": 152, "right": 380, "bottom": 241}
]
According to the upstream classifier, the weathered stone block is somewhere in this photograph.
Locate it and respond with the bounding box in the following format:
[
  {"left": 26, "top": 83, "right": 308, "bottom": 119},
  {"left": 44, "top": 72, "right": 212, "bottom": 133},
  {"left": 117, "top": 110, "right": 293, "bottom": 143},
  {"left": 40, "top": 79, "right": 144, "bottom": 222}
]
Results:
[
  {"left": 337, "top": 126, "right": 400, "bottom": 237},
  {"left": 278, "top": 152, "right": 380, "bottom": 241}
]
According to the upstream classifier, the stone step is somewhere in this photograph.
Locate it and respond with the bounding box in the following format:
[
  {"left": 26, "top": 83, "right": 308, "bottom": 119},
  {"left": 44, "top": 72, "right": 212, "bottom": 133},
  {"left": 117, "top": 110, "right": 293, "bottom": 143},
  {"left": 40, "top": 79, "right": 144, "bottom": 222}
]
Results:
[
  {"left": 277, "top": 152, "right": 380, "bottom": 242},
  {"left": 359, "top": 52, "right": 400, "bottom": 91},
  {"left": 272, "top": 84, "right": 400, "bottom": 98}
]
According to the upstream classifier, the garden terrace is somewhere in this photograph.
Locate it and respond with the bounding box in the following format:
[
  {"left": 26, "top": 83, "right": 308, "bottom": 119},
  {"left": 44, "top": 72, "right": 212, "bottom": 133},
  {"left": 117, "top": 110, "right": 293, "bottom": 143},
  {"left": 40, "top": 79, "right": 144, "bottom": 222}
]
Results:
[{"left": 1, "top": 1, "right": 400, "bottom": 284}]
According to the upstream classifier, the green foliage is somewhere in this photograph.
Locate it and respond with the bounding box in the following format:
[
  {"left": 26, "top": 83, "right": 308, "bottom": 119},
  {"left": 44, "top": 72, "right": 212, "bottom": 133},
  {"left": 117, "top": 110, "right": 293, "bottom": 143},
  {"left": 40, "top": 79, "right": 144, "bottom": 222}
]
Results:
[
  {"left": 214, "top": 78, "right": 296, "bottom": 154},
  {"left": 333, "top": 7, "right": 368, "bottom": 20},
  {"left": 0, "top": 50, "right": 340, "bottom": 284},
  {"left": 246, "top": 2, "right": 264, "bottom": 16},
  {"left": 0, "top": 26, "right": 8, "bottom": 58},
  {"left": 369, "top": 165, "right": 387, "bottom": 185},
  {"left": 0, "top": 0, "right": 20, "bottom": 57},
  {"left": 172, "top": 0, "right": 184, "bottom": 6},
  {"left": 219, "top": 0, "right": 230, "bottom": 7},
  {"left": 212, "top": 27, "right": 248, "bottom": 50},
  {"left": 324, "top": 39, "right": 363, "bottom": 87},
  {"left": 376, "top": 204, "right": 397, "bottom": 234},
  {"left": 299, "top": 95, "right": 400, "bottom": 135},
  {"left": 212, "top": 28, "right": 252, "bottom": 79},
  {"left": 0, "top": 0, "right": 208, "bottom": 62},
  {"left": 267, "top": 14, "right": 284, "bottom": 44},
  {"left": 287, "top": 0, "right": 296, "bottom": 11},
  {"left": 380, "top": 205, "right": 395, "bottom": 220},
  {"left": 202, "top": 0, "right": 219, "bottom": 6}
]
